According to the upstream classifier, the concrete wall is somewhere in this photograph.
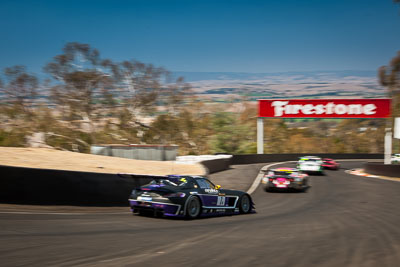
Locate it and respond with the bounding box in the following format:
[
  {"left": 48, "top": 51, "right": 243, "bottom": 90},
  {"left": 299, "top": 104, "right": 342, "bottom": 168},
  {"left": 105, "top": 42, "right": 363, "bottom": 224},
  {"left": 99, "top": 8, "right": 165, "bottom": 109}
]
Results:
[
  {"left": 201, "top": 158, "right": 232, "bottom": 174},
  {"left": 0, "top": 153, "right": 386, "bottom": 206},
  {"left": 364, "top": 162, "right": 400, "bottom": 178},
  {"left": 0, "top": 165, "right": 154, "bottom": 206},
  {"left": 231, "top": 153, "right": 384, "bottom": 165},
  {"left": 91, "top": 145, "right": 178, "bottom": 161}
]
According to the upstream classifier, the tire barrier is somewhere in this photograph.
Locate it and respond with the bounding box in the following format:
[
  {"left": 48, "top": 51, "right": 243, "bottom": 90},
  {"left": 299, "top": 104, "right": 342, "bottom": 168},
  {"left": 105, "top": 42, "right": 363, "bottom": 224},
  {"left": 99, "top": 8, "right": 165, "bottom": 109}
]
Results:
[
  {"left": 0, "top": 165, "right": 154, "bottom": 206},
  {"left": 364, "top": 162, "right": 400, "bottom": 178},
  {"left": 231, "top": 153, "right": 384, "bottom": 165}
]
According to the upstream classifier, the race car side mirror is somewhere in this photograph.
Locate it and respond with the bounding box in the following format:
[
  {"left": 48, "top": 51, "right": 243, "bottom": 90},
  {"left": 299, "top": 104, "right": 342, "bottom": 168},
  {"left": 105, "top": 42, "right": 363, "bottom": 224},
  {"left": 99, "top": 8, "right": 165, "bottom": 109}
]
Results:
[{"left": 215, "top": 185, "right": 221, "bottom": 190}]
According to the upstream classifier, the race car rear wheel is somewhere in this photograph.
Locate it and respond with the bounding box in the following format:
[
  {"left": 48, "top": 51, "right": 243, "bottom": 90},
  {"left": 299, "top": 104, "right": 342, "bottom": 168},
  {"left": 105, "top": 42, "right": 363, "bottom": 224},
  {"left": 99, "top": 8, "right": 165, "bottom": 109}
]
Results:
[
  {"left": 185, "top": 196, "right": 201, "bottom": 219},
  {"left": 238, "top": 194, "right": 252, "bottom": 214}
]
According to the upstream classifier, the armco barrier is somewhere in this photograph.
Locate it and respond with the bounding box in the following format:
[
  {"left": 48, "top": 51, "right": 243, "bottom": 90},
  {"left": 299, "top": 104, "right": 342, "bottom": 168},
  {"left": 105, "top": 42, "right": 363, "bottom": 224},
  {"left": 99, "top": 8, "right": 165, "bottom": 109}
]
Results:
[
  {"left": 231, "top": 153, "right": 384, "bottom": 165},
  {"left": 364, "top": 162, "right": 400, "bottom": 178},
  {"left": 0, "top": 165, "right": 154, "bottom": 206}
]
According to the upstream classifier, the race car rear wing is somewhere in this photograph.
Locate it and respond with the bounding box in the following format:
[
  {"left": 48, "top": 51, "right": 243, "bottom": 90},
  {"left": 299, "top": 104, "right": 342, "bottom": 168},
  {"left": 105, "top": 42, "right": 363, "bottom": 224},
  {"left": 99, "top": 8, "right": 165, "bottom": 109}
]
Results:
[{"left": 117, "top": 173, "right": 169, "bottom": 188}]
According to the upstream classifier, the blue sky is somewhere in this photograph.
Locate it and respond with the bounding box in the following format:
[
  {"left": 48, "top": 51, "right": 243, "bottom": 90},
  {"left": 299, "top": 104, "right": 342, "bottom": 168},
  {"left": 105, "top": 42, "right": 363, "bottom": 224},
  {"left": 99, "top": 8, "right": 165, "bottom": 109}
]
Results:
[{"left": 0, "top": 0, "right": 399, "bottom": 75}]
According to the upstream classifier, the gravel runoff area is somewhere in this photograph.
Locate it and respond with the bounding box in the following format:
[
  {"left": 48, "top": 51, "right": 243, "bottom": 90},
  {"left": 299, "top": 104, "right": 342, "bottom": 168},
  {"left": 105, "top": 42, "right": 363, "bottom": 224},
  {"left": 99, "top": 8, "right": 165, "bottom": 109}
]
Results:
[{"left": 0, "top": 147, "right": 206, "bottom": 175}]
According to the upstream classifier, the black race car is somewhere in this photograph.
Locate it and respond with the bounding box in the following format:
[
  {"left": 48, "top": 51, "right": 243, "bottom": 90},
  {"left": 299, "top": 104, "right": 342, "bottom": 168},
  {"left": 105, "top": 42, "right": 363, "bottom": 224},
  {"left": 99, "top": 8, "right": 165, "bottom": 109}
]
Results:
[{"left": 128, "top": 175, "right": 254, "bottom": 219}]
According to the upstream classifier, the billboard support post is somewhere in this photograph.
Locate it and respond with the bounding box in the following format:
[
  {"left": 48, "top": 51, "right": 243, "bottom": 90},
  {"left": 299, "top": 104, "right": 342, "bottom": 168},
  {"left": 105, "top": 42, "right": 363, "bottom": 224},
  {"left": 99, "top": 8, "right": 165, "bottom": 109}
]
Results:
[
  {"left": 394, "top": 117, "right": 400, "bottom": 139},
  {"left": 257, "top": 117, "right": 264, "bottom": 154},
  {"left": 384, "top": 128, "right": 392, "bottom": 165}
]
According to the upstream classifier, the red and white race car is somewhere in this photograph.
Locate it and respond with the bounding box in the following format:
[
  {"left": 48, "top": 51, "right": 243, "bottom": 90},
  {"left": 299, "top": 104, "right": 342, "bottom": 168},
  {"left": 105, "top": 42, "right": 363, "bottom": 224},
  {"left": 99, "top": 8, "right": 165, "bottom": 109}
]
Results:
[
  {"left": 262, "top": 167, "right": 309, "bottom": 192},
  {"left": 321, "top": 158, "right": 340, "bottom": 170}
]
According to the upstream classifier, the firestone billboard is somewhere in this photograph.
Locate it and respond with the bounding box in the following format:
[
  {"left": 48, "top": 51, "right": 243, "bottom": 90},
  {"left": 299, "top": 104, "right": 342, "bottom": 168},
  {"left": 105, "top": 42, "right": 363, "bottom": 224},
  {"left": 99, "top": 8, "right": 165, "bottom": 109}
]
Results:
[{"left": 258, "top": 99, "right": 391, "bottom": 118}]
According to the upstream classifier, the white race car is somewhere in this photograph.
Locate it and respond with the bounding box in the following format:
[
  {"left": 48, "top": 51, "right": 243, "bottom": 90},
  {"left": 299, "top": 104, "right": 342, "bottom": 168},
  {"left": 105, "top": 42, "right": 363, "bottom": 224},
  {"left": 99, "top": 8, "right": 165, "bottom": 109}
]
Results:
[
  {"left": 297, "top": 156, "right": 324, "bottom": 175},
  {"left": 391, "top": 154, "right": 400, "bottom": 164}
]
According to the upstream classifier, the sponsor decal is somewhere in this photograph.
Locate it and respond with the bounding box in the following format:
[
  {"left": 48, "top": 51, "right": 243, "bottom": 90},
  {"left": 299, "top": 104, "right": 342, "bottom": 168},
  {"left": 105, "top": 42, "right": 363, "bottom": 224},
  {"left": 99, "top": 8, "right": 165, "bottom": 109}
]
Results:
[
  {"left": 205, "top": 188, "right": 218, "bottom": 194},
  {"left": 258, "top": 99, "right": 391, "bottom": 118}
]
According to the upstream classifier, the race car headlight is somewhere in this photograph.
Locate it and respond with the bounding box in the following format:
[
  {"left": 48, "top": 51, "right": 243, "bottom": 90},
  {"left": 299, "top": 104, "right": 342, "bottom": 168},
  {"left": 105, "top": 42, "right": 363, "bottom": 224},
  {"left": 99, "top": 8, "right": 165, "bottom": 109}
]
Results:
[{"left": 294, "top": 178, "right": 302, "bottom": 182}]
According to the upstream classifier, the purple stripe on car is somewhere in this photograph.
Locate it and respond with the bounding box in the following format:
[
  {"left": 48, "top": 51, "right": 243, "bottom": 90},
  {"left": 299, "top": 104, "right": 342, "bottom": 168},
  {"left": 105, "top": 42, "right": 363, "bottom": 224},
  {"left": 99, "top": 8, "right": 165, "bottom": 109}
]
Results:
[{"left": 199, "top": 195, "right": 217, "bottom": 206}]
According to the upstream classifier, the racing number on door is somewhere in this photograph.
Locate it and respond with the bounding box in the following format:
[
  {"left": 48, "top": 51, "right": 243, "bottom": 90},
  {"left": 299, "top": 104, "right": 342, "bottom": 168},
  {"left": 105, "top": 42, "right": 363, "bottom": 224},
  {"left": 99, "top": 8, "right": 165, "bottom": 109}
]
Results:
[{"left": 217, "top": 196, "right": 225, "bottom": 206}]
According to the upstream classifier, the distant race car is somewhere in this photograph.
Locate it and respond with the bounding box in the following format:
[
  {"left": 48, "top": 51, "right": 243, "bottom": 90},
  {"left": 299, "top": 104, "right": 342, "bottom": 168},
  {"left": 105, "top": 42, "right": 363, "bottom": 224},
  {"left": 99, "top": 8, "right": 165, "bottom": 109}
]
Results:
[
  {"left": 391, "top": 154, "right": 400, "bottom": 164},
  {"left": 262, "top": 167, "right": 309, "bottom": 192},
  {"left": 129, "top": 175, "right": 254, "bottom": 219},
  {"left": 297, "top": 156, "right": 324, "bottom": 175},
  {"left": 322, "top": 158, "right": 340, "bottom": 170}
]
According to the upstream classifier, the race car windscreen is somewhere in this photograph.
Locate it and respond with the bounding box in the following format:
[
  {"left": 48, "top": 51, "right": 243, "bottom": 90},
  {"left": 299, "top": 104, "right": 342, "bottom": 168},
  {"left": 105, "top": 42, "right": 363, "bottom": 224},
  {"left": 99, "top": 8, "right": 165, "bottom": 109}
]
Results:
[
  {"left": 148, "top": 177, "right": 189, "bottom": 187},
  {"left": 301, "top": 158, "right": 318, "bottom": 162},
  {"left": 273, "top": 171, "right": 295, "bottom": 176}
]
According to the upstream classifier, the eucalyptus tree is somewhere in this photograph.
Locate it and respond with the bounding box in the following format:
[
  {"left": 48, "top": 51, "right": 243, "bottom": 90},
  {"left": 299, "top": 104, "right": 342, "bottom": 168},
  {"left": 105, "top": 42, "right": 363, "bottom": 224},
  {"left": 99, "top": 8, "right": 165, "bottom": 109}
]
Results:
[
  {"left": 110, "top": 59, "right": 192, "bottom": 145},
  {"left": 379, "top": 0, "right": 400, "bottom": 116},
  {"left": 379, "top": 51, "right": 400, "bottom": 116},
  {"left": 113, "top": 60, "right": 167, "bottom": 117},
  {"left": 43, "top": 42, "right": 116, "bottom": 142},
  {"left": 112, "top": 60, "right": 190, "bottom": 119},
  {"left": 44, "top": 43, "right": 114, "bottom": 118},
  {"left": 44, "top": 42, "right": 192, "bottom": 147},
  {"left": 0, "top": 65, "right": 38, "bottom": 117}
]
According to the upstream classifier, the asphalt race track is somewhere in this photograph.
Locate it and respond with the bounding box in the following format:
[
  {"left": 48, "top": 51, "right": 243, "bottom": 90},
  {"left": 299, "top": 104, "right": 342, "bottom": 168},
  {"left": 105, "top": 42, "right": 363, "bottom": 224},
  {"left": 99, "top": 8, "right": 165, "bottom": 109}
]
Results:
[{"left": 1, "top": 161, "right": 400, "bottom": 267}]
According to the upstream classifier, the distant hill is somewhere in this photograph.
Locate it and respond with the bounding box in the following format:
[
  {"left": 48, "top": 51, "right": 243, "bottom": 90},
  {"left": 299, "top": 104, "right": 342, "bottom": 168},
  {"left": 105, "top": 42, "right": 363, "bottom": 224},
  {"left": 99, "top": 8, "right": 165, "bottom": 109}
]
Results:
[
  {"left": 172, "top": 70, "right": 386, "bottom": 100},
  {"left": 173, "top": 70, "right": 379, "bottom": 82}
]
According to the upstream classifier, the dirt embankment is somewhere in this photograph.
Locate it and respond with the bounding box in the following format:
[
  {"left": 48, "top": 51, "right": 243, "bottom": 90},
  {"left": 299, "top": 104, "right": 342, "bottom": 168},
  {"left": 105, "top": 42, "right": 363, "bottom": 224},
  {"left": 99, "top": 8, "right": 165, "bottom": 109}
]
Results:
[{"left": 0, "top": 147, "right": 206, "bottom": 175}]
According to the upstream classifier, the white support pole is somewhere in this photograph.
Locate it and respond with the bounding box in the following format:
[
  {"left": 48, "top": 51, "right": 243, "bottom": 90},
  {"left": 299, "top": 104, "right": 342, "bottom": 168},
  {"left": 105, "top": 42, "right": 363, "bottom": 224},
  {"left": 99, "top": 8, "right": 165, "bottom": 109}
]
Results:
[
  {"left": 384, "top": 128, "right": 392, "bottom": 165},
  {"left": 394, "top": 118, "right": 400, "bottom": 139},
  {"left": 257, "top": 118, "right": 264, "bottom": 154}
]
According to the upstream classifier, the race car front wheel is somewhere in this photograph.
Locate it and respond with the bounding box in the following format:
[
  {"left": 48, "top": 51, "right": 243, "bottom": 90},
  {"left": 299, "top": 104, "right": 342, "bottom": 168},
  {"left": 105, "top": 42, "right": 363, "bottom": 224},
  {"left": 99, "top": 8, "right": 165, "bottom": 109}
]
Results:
[
  {"left": 185, "top": 196, "right": 201, "bottom": 219},
  {"left": 238, "top": 194, "right": 252, "bottom": 214}
]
